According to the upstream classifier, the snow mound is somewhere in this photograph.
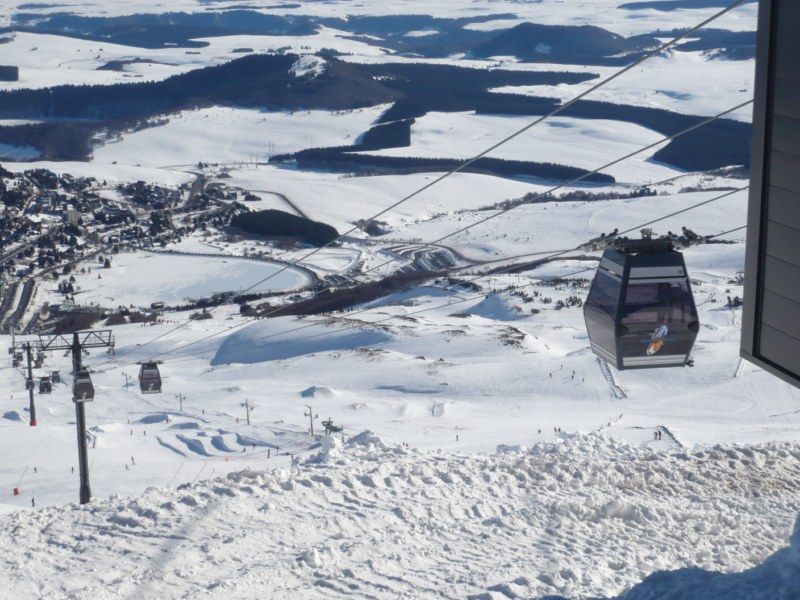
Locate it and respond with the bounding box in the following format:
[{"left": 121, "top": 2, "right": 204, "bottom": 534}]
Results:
[
  {"left": 212, "top": 320, "right": 391, "bottom": 365},
  {"left": 463, "top": 293, "right": 523, "bottom": 321},
  {"left": 2, "top": 411, "right": 22, "bottom": 422},
  {"left": 617, "top": 518, "right": 800, "bottom": 599},
  {"left": 167, "top": 422, "right": 200, "bottom": 430},
  {"left": 345, "top": 430, "right": 387, "bottom": 452},
  {"left": 1, "top": 434, "right": 798, "bottom": 599},
  {"left": 290, "top": 55, "right": 326, "bottom": 79},
  {"left": 138, "top": 414, "right": 170, "bottom": 424},
  {"left": 300, "top": 385, "right": 335, "bottom": 399},
  {"left": 307, "top": 434, "right": 343, "bottom": 463}
]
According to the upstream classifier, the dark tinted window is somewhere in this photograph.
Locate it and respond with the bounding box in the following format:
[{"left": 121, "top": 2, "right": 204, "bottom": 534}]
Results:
[
  {"left": 622, "top": 281, "right": 694, "bottom": 326},
  {"left": 586, "top": 271, "right": 620, "bottom": 318}
]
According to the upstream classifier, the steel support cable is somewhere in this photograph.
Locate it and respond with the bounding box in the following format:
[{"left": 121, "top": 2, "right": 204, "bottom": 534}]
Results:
[
  {"left": 95, "top": 0, "right": 751, "bottom": 366},
  {"left": 361, "top": 101, "right": 752, "bottom": 276},
  {"left": 557, "top": 224, "right": 748, "bottom": 280},
  {"left": 157, "top": 223, "right": 749, "bottom": 367},
  {"left": 95, "top": 106, "right": 751, "bottom": 373},
  {"left": 133, "top": 190, "right": 749, "bottom": 368},
  {"left": 207, "top": 222, "right": 750, "bottom": 359},
  {"left": 101, "top": 99, "right": 749, "bottom": 368}
]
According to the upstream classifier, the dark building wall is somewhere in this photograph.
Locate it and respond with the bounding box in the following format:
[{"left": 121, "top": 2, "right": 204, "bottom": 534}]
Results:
[
  {"left": 742, "top": 0, "right": 800, "bottom": 386},
  {"left": 0, "top": 66, "right": 18, "bottom": 82}
]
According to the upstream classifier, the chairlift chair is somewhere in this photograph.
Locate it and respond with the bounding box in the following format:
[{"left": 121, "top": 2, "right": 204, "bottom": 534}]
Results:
[
  {"left": 584, "top": 237, "right": 699, "bottom": 370},
  {"left": 51, "top": 370, "right": 60, "bottom": 383},
  {"left": 138, "top": 361, "right": 162, "bottom": 394},
  {"left": 73, "top": 368, "right": 95, "bottom": 402},
  {"left": 39, "top": 377, "right": 52, "bottom": 394}
]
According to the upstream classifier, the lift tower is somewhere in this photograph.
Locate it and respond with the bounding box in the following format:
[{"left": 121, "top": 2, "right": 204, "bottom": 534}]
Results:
[
  {"left": 38, "top": 330, "right": 114, "bottom": 504},
  {"left": 9, "top": 340, "right": 39, "bottom": 426}
]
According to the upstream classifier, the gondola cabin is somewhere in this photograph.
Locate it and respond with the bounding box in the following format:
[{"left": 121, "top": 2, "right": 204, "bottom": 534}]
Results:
[
  {"left": 584, "top": 238, "right": 699, "bottom": 369},
  {"left": 138, "top": 362, "right": 162, "bottom": 394},
  {"left": 73, "top": 369, "right": 95, "bottom": 402},
  {"left": 39, "top": 377, "right": 52, "bottom": 394}
]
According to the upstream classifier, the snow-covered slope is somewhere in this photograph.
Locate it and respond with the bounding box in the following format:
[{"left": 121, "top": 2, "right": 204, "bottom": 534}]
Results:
[{"left": 0, "top": 432, "right": 797, "bottom": 599}]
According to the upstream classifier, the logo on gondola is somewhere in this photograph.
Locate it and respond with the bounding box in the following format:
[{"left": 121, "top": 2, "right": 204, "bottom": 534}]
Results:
[{"left": 646, "top": 325, "right": 669, "bottom": 355}]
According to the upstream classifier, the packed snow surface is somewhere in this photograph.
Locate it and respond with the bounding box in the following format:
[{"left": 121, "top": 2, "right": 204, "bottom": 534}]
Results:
[
  {"left": 0, "top": 433, "right": 797, "bottom": 598},
  {"left": 70, "top": 252, "right": 309, "bottom": 307}
]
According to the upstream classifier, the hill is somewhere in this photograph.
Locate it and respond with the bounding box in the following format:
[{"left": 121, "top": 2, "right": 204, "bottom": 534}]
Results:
[
  {"left": 230, "top": 209, "right": 339, "bottom": 247},
  {"left": 472, "top": 22, "right": 659, "bottom": 64}
]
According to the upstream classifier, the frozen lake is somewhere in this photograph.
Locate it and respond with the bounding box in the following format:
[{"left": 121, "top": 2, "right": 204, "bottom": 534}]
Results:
[{"left": 70, "top": 252, "right": 310, "bottom": 307}]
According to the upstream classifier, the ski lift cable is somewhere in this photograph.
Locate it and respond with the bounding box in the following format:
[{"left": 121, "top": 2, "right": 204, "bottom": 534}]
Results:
[
  {"left": 558, "top": 224, "right": 747, "bottom": 280},
  {"left": 208, "top": 222, "right": 750, "bottom": 356},
  {"left": 156, "top": 221, "right": 749, "bottom": 368},
  {"left": 98, "top": 149, "right": 748, "bottom": 367},
  {"left": 147, "top": 203, "right": 749, "bottom": 367},
  {"left": 359, "top": 101, "right": 752, "bottom": 277},
  {"left": 101, "top": 99, "right": 750, "bottom": 369},
  {"left": 99, "top": 183, "right": 748, "bottom": 371},
  {"left": 94, "top": 0, "right": 751, "bottom": 366}
]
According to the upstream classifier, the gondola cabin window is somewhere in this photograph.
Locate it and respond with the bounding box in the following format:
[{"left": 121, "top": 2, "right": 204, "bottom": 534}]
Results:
[
  {"left": 585, "top": 272, "right": 621, "bottom": 318},
  {"left": 622, "top": 282, "right": 694, "bottom": 326}
]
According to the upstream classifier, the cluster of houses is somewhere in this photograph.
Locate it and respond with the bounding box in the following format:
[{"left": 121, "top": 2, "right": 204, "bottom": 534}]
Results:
[
  {"left": 0, "top": 162, "right": 270, "bottom": 331},
  {"left": 0, "top": 167, "right": 176, "bottom": 293},
  {"left": 117, "top": 180, "right": 180, "bottom": 209}
]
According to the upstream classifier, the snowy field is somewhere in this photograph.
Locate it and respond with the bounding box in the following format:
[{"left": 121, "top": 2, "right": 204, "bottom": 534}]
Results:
[
  {"left": 64, "top": 252, "right": 310, "bottom": 307},
  {"left": 94, "top": 106, "right": 387, "bottom": 168},
  {"left": 0, "top": 30, "right": 386, "bottom": 90},
  {"left": 227, "top": 165, "right": 544, "bottom": 232},
  {"left": 361, "top": 112, "right": 680, "bottom": 184}
]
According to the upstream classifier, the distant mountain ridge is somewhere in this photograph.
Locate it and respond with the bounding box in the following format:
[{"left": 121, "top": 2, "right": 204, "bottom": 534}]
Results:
[
  {"left": 5, "top": 10, "right": 754, "bottom": 64},
  {"left": 0, "top": 53, "right": 750, "bottom": 173}
]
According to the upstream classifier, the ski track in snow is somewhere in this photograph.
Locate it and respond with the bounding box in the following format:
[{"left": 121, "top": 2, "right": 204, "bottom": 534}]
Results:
[{"left": 0, "top": 432, "right": 798, "bottom": 599}]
